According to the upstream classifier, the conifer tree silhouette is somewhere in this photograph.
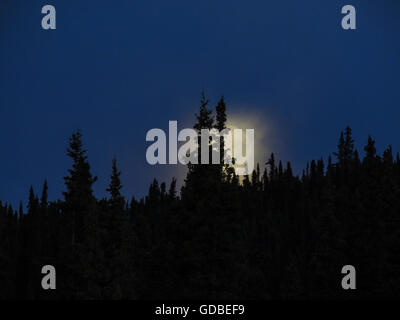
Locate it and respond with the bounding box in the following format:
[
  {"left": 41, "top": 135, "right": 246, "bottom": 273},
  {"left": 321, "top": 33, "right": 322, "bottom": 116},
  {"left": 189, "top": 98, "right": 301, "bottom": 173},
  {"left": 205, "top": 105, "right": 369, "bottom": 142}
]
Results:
[{"left": 2, "top": 104, "right": 400, "bottom": 300}]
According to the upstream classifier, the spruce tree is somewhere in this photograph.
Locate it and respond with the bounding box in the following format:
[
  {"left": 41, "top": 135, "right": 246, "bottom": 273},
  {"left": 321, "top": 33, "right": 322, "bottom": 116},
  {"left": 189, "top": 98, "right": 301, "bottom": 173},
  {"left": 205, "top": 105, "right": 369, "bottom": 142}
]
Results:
[{"left": 60, "top": 130, "right": 101, "bottom": 299}]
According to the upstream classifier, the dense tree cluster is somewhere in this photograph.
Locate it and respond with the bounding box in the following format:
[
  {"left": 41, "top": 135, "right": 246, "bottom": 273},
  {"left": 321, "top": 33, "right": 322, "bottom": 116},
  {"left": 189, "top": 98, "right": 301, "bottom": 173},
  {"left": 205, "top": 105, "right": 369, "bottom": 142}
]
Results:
[{"left": 1, "top": 95, "right": 400, "bottom": 299}]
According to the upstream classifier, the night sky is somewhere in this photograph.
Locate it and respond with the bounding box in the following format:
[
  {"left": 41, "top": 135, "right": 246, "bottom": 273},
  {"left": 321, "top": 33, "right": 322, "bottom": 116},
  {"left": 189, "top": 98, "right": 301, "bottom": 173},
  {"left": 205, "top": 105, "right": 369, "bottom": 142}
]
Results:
[{"left": 1, "top": 0, "right": 399, "bottom": 207}]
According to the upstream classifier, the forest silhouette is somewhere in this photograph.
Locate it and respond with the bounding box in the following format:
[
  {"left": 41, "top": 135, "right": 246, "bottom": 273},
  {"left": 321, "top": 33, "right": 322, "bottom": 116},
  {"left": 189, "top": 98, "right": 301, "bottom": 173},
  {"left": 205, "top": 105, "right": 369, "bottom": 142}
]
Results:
[{"left": 1, "top": 94, "right": 399, "bottom": 299}]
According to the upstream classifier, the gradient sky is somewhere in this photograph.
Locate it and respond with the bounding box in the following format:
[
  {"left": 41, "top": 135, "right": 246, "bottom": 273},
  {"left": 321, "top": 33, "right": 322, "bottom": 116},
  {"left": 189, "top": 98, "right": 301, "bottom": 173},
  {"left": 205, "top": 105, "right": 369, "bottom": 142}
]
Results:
[{"left": 1, "top": 0, "right": 400, "bottom": 207}]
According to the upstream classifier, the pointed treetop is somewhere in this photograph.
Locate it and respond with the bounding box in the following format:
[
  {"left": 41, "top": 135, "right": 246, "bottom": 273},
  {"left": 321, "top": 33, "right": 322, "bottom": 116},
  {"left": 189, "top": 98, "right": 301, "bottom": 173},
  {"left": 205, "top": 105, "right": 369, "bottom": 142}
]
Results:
[
  {"left": 215, "top": 96, "right": 227, "bottom": 131},
  {"left": 63, "top": 130, "right": 97, "bottom": 202},
  {"left": 41, "top": 179, "right": 48, "bottom": 207},
  {"left": 335, "top": 126, "right": 355, "bottom": 164},
  {"left": 28, "top": 186, "right": 38, "bottom": 214},
  {"left": 194, "top": 90, "right": 214, "bottom": 131},
  {"left": 364, "top": 135, "right": 376, "bottom": 159},
  {"left": 168, "top": 178, "right": 177, "bottom": 199},
  {"left": 107, "top": 158, "right": 123, "bottom": 202},
  {"left": 286, "top": 161, "right": 293, "bottom": 178},
  {"left": 67, "top": 130, "right": 86, "bottom": 161}
]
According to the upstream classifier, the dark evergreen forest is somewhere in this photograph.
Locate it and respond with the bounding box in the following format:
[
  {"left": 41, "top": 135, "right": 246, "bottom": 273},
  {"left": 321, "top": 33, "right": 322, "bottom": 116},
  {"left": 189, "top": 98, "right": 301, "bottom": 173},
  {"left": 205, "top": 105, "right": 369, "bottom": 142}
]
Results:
[{"left": 1, "top": 95, "right": 399, "bottom": 299}]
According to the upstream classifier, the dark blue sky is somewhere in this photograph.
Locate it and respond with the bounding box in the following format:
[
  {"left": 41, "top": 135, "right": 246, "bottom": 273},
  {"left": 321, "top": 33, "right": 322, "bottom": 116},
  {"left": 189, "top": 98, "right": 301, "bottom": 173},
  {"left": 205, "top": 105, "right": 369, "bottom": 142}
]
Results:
[{"left": 1, "top": 0, "right": 400, "bottom": 207}]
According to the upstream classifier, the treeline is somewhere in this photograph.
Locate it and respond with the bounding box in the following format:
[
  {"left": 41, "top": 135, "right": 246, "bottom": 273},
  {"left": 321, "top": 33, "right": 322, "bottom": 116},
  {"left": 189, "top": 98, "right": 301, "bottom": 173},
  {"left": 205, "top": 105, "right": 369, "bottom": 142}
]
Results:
[{"left": 1, "top": 95, "right": 400, "bottom": 299}]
